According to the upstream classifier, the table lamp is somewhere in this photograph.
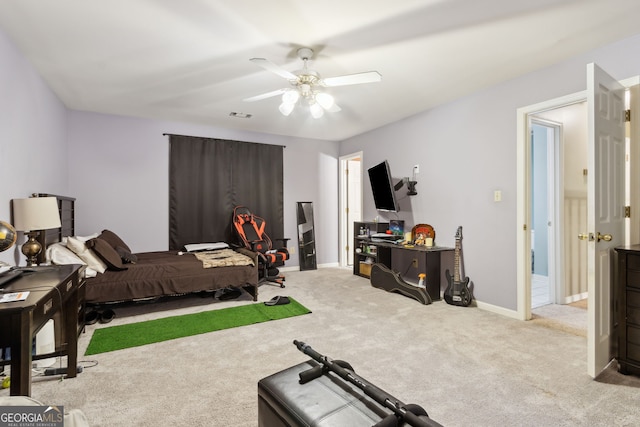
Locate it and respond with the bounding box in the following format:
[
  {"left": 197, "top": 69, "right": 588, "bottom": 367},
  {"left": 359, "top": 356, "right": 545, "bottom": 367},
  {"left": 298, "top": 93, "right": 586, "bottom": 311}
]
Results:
[{"left": 12, "top": 197, "right": 61, "bottom": 266}]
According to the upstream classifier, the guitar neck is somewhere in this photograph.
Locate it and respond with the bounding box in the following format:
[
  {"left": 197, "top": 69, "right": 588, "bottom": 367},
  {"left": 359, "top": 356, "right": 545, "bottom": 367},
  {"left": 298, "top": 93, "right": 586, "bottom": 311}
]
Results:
[{"left": 454, "top": 240, "right": 461, "bottom": 282}]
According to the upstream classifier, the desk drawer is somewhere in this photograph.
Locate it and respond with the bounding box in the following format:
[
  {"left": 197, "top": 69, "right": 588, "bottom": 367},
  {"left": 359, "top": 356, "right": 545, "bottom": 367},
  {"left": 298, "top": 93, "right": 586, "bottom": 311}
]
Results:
[
  {"left": 626, "top": 326, "right": 640, "bottom": 362},
  {"left": 627, "top": 290, "right": 640, "bottom": 326},
  {"left": 627, "top": 254, "right": 640, "bottom": 270},
  {"left": 627, "top": 270, "right": 640, "bottom": 289}
]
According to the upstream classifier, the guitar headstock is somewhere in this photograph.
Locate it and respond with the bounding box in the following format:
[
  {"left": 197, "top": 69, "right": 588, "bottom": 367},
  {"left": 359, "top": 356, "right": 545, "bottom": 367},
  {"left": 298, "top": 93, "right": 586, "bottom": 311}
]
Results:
[{"left": 455, "top": 226, "right": 463, "bottom": 241}]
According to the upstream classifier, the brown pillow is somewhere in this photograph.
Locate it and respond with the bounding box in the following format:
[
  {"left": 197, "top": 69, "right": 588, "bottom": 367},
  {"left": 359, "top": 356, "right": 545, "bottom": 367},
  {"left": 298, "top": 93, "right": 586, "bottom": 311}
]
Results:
[
  {"left": 99, "top": 229, "right": 131, "bottom": 253},
  {"left": 116, "top": 246, "right": 138, "bottom": 264},
  {"left": 87, "top": 238, "right": 127, "bottom": 271}
]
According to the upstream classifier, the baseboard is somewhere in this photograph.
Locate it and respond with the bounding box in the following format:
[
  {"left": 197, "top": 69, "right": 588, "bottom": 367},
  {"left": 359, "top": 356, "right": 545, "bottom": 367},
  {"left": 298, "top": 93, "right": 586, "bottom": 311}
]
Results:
[
  {"left": 279, "top": 262, "right": 340, "bottom": 273},
  {"left": 475, "top": 300, "right": 521, "bottom": 320},
  {"left": 563, "top": 292, "right": 588, "bottom": 304}
]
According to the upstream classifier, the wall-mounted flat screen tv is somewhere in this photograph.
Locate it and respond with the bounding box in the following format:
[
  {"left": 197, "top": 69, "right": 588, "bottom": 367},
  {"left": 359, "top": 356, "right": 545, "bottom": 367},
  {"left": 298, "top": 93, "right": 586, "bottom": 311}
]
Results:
[{"left": 368, "top": 160, "right": 399, "bottom": 212}]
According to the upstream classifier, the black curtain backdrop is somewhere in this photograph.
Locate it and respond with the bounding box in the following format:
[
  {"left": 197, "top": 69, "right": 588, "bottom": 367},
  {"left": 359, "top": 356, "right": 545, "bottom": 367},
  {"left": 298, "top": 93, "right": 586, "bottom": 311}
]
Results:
[{"left": 168, "top": 134, "right": 284, "bottom": 250}]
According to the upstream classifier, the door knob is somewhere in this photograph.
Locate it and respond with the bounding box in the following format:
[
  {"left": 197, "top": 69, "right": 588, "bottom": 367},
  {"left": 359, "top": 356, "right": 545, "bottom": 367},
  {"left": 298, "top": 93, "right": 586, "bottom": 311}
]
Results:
[
  {"left": 578, "top": 233, "right": 591, "bottom": 241},
  {"left": 596, "top": 232, "right": 612, "bottom": 242}
]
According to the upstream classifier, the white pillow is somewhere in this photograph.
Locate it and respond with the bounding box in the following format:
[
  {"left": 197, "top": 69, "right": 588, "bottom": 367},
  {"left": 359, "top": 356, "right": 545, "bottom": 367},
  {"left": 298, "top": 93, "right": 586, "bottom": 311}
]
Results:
[
  {"left": 184, "top": 242, "right": 229, "bottom": 252},
  {"left": 66, "top": 236, "right": 107, "bottom": 274},
  {"left": 83, "top": 268, "right": 98, "bottom": 278},
  {"left": 47, "top": 243, "right": 85, "bottom": 265},
  {"left": 60, "top": 233, "right": 100, "bottom": 245},
  {"left": 46, "top": 242, "right": 98, "bottom": 278}
]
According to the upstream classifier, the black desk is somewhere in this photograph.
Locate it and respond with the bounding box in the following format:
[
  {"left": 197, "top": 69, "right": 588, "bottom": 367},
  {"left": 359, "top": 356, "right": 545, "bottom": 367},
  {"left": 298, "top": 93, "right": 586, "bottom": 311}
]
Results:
[
  {"left": 355, "top": 239, "right": 453, "bottom": 301},
  {"left": 0, "top": 264, "right": 83, "bottom": 396},
  {"left": 384, "top": 243, "right": 453, "bottom": 301}
]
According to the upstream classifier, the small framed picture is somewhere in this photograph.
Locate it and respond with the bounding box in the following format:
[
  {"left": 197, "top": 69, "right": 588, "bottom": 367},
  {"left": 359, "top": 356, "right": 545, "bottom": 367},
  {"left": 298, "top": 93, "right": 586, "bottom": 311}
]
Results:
[{"left": 389, "top": 220, "right": 404, "bottom": 236}]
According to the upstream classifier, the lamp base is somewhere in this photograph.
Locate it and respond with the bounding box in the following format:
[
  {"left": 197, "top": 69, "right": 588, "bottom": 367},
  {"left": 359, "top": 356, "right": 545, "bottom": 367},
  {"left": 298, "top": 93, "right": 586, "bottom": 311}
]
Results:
[{"left": 21, "top": 231, "right": 42, "bottom": 266}]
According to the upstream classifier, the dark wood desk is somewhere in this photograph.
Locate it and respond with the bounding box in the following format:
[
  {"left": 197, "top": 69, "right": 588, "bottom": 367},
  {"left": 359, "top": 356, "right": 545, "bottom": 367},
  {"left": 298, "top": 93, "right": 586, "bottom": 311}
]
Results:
[{"left": 0, "top": 264, "right": 83, "bottom": 396}]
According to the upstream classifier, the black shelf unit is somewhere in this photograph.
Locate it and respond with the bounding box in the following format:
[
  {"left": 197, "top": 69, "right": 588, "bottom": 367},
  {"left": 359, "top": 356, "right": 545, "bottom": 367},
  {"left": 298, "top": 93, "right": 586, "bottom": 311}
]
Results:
[{"left": 353, "top": 221, "right": 389, "bottom": 278}]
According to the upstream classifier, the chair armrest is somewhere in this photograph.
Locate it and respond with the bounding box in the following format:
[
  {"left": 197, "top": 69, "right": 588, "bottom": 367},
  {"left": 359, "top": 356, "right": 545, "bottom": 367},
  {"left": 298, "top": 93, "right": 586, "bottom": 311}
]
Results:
[{"left": 273, "top": 237, "right": 290, "bottom": 247}]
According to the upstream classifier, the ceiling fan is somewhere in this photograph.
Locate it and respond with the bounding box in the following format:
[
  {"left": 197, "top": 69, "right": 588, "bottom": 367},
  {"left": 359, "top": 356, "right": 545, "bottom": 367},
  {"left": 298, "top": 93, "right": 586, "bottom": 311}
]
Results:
[{"left": 244, "top": 47, "right": 381, "bottom": 118}]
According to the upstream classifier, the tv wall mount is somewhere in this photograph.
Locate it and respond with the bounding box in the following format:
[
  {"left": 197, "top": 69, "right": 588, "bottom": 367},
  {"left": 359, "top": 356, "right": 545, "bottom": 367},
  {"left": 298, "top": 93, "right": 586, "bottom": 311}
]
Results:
[{"left": 394, "top": 177, "right": 417, "bottom": 196}]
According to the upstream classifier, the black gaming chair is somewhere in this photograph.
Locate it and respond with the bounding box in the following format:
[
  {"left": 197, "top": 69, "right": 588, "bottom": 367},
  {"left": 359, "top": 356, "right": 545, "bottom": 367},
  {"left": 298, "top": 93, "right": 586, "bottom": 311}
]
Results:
[{"left": 233, "top": 206, "right": 289, "bottom": 288}]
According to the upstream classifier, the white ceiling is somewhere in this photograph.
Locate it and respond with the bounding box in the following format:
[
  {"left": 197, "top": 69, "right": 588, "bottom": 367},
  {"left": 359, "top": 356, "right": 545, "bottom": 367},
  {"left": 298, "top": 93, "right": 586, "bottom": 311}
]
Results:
[{"left": 1, "top": 0, "right": 639, "bottom": 141}]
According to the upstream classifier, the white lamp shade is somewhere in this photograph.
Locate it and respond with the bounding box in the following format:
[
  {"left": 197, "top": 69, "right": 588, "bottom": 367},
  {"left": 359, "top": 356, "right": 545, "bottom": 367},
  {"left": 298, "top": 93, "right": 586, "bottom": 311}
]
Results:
[
  {"left": 279, "top": 102, "right": 295, "bottom": 116},
  {"left": 315, "top": 92, "right": 334, "bottom": 110},
  {"left": 282, "top": 90, "right": 300, "bottom": 105},
  {"left": 310, "top": 102, "right": 324, "bottom": 119},
  {"left": 12, "top": 197, "right": 61, "bottom": 231}
]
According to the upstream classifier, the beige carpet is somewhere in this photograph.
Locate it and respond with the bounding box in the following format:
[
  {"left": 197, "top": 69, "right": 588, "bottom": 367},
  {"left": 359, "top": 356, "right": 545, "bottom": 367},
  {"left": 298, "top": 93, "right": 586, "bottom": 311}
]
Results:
[
  {"left": 531, "top": 303, "right": 588, "bottom": 337},
  {"left": 2, "top": 268, "right": 640, "bottom": 426},
  {"left": 569, "top": 299, "right": 588, "bottom": 309}
]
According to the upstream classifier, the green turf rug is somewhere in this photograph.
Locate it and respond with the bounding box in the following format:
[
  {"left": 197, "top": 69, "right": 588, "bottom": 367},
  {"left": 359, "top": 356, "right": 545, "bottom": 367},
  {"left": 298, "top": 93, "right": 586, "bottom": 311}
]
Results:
[{"left": 85, "top": 298, "right": 311, "bottom": 355}]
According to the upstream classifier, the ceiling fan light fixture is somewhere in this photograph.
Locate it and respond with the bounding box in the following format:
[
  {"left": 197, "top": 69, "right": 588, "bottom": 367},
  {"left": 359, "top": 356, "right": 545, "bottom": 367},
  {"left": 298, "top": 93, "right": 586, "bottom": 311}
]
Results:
[
  {"left": 246, "top": 47, "right": 379, "bottom": 120},
  {"left": 282, "top": 90, "right": 300, "bottom": 105},
  {"left": 315, "top": 92, "right": 334, "bottom": 110},
  {"left": 310, "top": 102, "right": 324, "bottom": 119},
  {"left": 279, "top": 102, "right": 295, "bottom": 116}
]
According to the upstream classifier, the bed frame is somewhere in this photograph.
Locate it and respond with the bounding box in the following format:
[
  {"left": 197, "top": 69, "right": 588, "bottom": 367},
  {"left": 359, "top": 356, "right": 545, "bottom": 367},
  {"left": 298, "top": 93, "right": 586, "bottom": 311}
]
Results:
[{"left": 36, "top": 194, "right": 259, "bottom": 304}]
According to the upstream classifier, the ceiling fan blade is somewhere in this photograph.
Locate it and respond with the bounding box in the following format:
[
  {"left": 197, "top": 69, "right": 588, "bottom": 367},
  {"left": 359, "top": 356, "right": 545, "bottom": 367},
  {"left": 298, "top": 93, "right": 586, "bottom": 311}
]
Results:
[
  {"left": 250, "top": 58, "right": 298, "bottom": 81},
  {"left": 243, "top": 89, "right": 286, "bottom": 102},
  {"left": 321, "top": 71, "right": 382, "bottom": 87}
]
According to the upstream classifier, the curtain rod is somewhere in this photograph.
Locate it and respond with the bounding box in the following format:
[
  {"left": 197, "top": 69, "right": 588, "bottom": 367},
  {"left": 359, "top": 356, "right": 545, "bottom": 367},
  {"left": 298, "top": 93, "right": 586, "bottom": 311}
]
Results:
[{"left": 163, "top": 133, "right": 286, "bottom": 148}]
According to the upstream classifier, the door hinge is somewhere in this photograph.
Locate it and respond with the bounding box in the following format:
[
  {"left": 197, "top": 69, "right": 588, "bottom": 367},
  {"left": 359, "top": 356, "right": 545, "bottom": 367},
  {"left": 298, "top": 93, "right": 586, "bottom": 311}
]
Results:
[
  {"left": 625, "top": 206, "right": 631, "bottom": 218},
  {"left": 625, "top": 109, "right": 631, "bottom": 122},
  {"left": 523, "top": 224, "right": 527, "bottom": 231}
]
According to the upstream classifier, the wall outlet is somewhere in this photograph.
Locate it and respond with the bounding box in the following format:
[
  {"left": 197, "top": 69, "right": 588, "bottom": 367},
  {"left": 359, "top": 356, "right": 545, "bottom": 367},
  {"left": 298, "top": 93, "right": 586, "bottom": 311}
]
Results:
[
  {"left": 494, "top": 190, "right": 502, "bottom": 202},
  {"left": 288, "top": 246, "right": 296, "bottom": 255}
]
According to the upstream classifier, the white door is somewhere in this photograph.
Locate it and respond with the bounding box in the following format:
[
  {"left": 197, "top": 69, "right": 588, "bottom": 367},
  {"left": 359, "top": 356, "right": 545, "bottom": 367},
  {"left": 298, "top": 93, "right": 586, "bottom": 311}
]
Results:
[
  {"left": 586, "top": 63, "right": 625, "bottom": 378},
  {"left": 339, "top": 153, "right": 363, "bottom": 266}
]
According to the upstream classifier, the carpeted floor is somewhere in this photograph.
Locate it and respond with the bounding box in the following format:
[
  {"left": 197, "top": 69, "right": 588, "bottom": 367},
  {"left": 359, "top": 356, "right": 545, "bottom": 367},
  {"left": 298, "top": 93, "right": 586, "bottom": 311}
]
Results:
[
  {"left": 569, "top": 298, "right": 588, "bottom": 309},
  {"left": 2, "top": 268, "right": 639, "bottom": 426},
  {"left": 531, "top": 302, "right": 588, "bottom": 337}
]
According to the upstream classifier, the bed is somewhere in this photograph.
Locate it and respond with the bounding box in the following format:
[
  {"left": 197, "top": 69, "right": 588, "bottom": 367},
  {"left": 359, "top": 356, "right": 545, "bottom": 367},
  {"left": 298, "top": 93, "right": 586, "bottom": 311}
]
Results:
[{"left": 36, "top": 194, "right": 259, "bottom": 305}]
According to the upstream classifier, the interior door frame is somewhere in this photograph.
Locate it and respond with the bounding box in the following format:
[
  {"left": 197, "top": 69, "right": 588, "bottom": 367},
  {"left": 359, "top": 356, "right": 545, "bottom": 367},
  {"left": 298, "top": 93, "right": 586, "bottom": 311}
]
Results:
[
  {"left": 517, "top": 91, "right": 586, "bottom": 321},
  {"left": 339, "top": 152, "right": 363, "bottom": 267}
]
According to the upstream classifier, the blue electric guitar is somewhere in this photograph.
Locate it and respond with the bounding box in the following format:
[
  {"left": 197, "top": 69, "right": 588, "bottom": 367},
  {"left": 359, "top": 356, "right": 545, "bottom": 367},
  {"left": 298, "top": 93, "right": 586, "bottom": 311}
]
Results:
[{"left": 444, "top": 226, "right": 472, "bottom": 306}]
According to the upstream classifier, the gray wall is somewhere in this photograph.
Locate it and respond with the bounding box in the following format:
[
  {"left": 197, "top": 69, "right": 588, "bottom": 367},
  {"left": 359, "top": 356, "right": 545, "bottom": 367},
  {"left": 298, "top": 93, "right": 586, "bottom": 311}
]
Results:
[
  {"left": 0, "top": 26, "right": 69, "bottom": 265},
  {"left": 340, "top": 33, "right": 640, "bottom": 311}
]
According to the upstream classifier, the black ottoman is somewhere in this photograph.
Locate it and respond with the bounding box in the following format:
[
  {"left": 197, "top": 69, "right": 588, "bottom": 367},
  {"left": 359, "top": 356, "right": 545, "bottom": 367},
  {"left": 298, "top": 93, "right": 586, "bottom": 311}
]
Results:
[{"left": 258, "top": 360, "right": 390, "bottom": 427}]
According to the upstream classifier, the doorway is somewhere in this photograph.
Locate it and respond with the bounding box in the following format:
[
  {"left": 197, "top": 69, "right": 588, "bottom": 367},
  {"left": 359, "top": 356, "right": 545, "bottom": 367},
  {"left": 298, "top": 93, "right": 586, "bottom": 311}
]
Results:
[
  {"left": 339, "top": 152, "right": 363, "bottom": 267},
  {"left": 517, "top": 93, "right": 589, "bottom": 321},
  {"left": 522, "top": 101, "right": 591, "bottom": 328},
  {"left": 530, "top": 118, "right": 560, "bottom": 308}
]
